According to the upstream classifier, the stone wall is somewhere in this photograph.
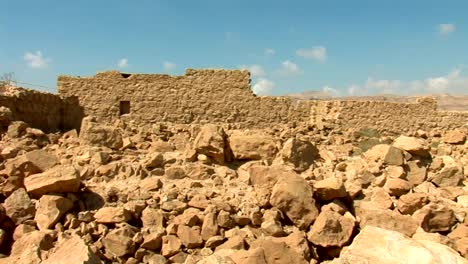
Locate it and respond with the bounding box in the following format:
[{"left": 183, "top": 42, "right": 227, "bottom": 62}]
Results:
[
  {"left": 311, "top": 97, "right": 468, "bottom": 135},
  {"left": 57, "top": 69, "right": 313, "bottom": 128},
  {"left": 0, "top": 85, "right": 83, "bottom": 132},
  {"left": 2, "top": 69, "right": 466, "bottom": 134}
]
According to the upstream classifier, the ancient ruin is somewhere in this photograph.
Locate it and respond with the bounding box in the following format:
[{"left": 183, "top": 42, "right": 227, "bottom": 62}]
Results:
[{"left": 0, "top": 69, "right": 467, "bottom": 263}]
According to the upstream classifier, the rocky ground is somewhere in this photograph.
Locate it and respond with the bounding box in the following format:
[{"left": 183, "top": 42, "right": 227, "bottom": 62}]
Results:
[{"left": 0, "top": 111, "right": 467, "bottom": 264}]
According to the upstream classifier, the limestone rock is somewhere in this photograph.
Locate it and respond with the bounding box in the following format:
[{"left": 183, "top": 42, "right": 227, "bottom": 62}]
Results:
[
  {"left": 35, "top": 195, "right": 73, "bottom": 230},
  {"left": 307, "top": 210, "right": 355, "bottom": 247},
  {"left": 270, "top": 173, "right": 319, "bottom": 229},
  {"left": 185, "top": 163, "right": 215, "bottom": 180},
  {"left": 24, "top": 165, "right": 80, "bottom": 198},
  {"left": 428, "top": 156, "right": 464, "bottom": 187},
  {"left": 384, "top": 178, "right": 412, "bottom": 196},
  {"left": 0, "top": 106, "right": 12, "bottom": 126},
  {"left": 102, "top": 228, "right": 136, "bottom": 257},
  {"left": 229, "top": 132, "right": 278, "bottom": 161},
  {"left": 42, "top": 235, "right": 102, "bottom": 264},
  {"left": 165, "top": 166, "right": 187, "bottom": 180},
  {"left": 248, "top": 239, "right": 309, "bottom": 264},
  {"left": 161, "top": 235, "right": 182, "bottom": 257},
  {"left": 141, "top": 228, "right": 165, "bottom": 250},
  {"left": 193, "top": 125, "right": 228, "bottom": 164},
  {"left": 7, "top": 121, "right": 28, "bottom": 138},
  {"left": 79, "top": 116, "right": 123, "bottom": 149},
  {"left": 313, "top": 176, "right": 347, "bottom": 201},
  {"left": 413, "top": 203, "right": 457, "bottom": 232},
  {"left": 406, "top": 160, "right": 427, "bottom": 185},
  {"left": 397, "top": 192, "right": 428, "bottom": 215},
  {"left": 443, "top": 130, "right": 466, "bottom": 144},
  {"left": 23, "top": 149, "right": 58, "bottom": 173},
  {"left": 216, "top": 236, "right": 246, "bottom": 251},
  {"left": 357, "top": 207, "right": 418, "bottom": 236},
  {"left": 383, "top": 146, "right": 405, "bottom": 166},
  {"left": 393, "top": 136, "right": 430, "bottom": 157},
  {"left": 197, "top": 254, "right": 235, "bottom": 264},
  {"left": 143, "top": 152, "right": 164, "bottom": 170},
  {"left": 332, "top": 226, "right": 467, "bottom": 264},
  {"left": 94, "top": 207, "right": 131, "bottom": 223},
  {"left": 278, "top": 138, "right": 318, "bottom": 172},
  {"left": 201, "top": 211, "right": 219, "bottom": 241},
  {"left": 363, "top": 144, "right": 390, "bottom": 162},
  {"left": 4, "top": 188, "right": 36, "bottom": 224},
  {"left": 10, "top": 230, "right": 54, "bottom": 256},
  {"left": 177, "top": 225, "right": 203, "bottom": 249}
]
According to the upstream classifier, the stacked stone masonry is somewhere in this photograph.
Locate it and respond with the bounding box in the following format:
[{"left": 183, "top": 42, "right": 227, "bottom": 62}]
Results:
[
  {"left": 57, "top": 69, "right": 312, "bottom": 128},
  {"left": 1, "top": 69, "right": 467, "bottom": 134},
  {"left": 0, "top": 86, "right": 83, "bottom": 132},
  {"left": 312, "top": 97, "right": 468, "bottom": 134}
]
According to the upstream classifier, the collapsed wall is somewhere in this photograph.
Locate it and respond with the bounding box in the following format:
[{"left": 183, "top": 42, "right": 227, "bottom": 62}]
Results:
[
  {"left": 0, "top": 85, "right": 83, "bottom": 132},
  {"left": 311, "top": 97, "right": 468, "bottom": 134},
  {"left": 57, "top": 70, "right": 312, "bottom": 128},
  {"left": 2, "top": 69, "right": 468, "bottom": 134}
]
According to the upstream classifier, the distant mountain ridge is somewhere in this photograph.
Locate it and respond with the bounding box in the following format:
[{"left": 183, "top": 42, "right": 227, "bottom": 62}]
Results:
[{"left": 285, "top": 90, "right": 468, "bottom": 111}]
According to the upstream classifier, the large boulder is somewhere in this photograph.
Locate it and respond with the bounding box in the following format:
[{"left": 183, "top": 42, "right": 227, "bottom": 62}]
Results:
[
  {"left": 413, "top": 203, "right": 457, "bottom": 233},
  {"left": 248, "top": 238, "right": 309, "bottom": 264},
  {"left": 22, "top": 149, "right": 59, "bottom": 173},
  {"left": 356, "top": 207, "right": 418, "bottom": 236},
  {"left": 393, "top": 135, "right": 430, "bottom": 157},
  {"left": 277, "top": 138, "right": 319, "bottom": 172},
  {"left": 307, "top": 210, "right": 355, "bottom": 247},
  {"left": 313, "top": 176, "right": 347, "bottom": 201},
  {"left": 42, "top": 235, "right": 102, "bottom": 264},
  {"left": 269, "top": 172, "right": 319, "bottom": 229},
  {"left": 331, "top": 226, "right": 467, "bottom": 264},
  {"left": 102, "top": 227, "right": 137, "bottom": 257},
  {"left": 4, "top": 188, "right": 36, "bottom": 224},
  {"left": 24, "top": 165, "right": 81, "bottom": 198},
  {"left": 193, "top": 124, "right": 229, "bottom": 164},
  {"left": 79, "top": 116, "right": 123, "bottom": 149},
  {"left": 94, "top": 207, "right": 131, "bottom": 224},
  {"left": 442, "top": 130, "right": 466, "bottom": 144},
  {"left": 428, "top": 156, "right": 464, "bottom": 187},
  {"left": 35, "top": 195, "right": 73, "bottom": 230},
  {"left": 228, "top": 131, "right": 278, "bottom": 162}
]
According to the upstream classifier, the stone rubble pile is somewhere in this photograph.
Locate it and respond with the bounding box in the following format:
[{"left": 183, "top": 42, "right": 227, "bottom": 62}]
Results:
[{"left": 0, "top": 115, "right": 467, "bottom": 264}]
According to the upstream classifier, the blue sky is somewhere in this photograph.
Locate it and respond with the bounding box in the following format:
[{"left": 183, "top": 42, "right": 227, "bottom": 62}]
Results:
[{"left": 1, "top": 0, "right": 467, "bottom": 95}]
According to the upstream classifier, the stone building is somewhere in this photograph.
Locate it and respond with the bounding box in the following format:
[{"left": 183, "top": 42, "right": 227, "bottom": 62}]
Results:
[{"left": 1, "top": 68, "right": 467, "bottom": 134}]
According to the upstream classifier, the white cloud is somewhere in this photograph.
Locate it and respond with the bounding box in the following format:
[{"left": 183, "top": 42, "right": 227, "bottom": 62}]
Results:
[
  {"left": 321, "top": 86, "right": 340, "bottom": 96},
  {"left": 437, "top": 23, "right": 456, "bottom": 35},
  {"left": 281, "top": 60, "right": 301, "bottom": 74},
  {"left": 296, "top": 46, "right": 327, "bottom": 62},
  {"left": 118, "top": 58, "right": 129, "bottom": 68},
  {"left": 239, "top": 64, "right": 265, "bottom": 78},
  {"left": 23, "top": 51, "right": 50, "bottom": 69},
  {"left": 336, "top": 68, "right": 468, "bottom": 96},
  {"left": 347, "top": 85, "right": 360, "bottom": 96},
  {"left": 265, "top": 48, "right": 276, "bottom": 56},
  {"left": 252, "top": 78, "right": 275, "bottom": 95},
  {"left": 163, "top": 61, "right": 176, "bottom": 71},
  {"left": 366, "top": 78, "right": 402, "bottom": 94}
]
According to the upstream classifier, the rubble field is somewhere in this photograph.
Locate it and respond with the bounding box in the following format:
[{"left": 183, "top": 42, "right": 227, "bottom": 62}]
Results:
[{"left": 0, "top": 110, "right": 467, "bottom": 263}]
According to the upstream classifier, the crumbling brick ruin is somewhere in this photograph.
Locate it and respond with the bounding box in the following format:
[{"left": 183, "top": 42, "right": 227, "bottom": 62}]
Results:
[
  {"left": 1, "top": 68, "right": 468, "bottom": 134},
  {"left": 57, "top": 70, "right": 312, "bottom": 128},
  {"left": 0, "top": 85, "right": 83, "bottom": 132}
]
